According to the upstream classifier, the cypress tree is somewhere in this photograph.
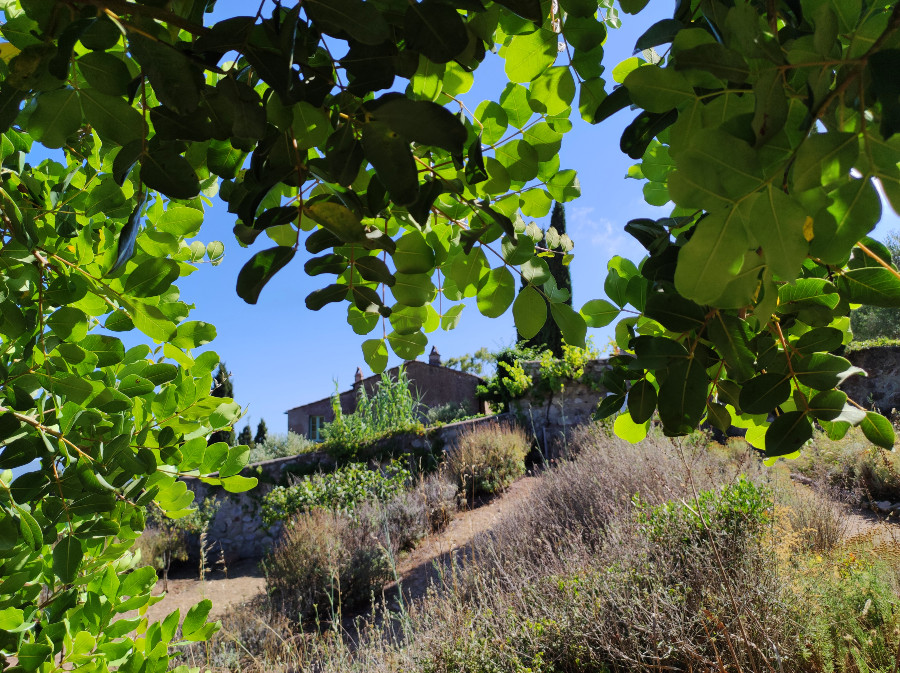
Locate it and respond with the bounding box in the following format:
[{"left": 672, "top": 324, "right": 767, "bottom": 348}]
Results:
[
  {"left": 209, "top": 362, "right": 236, "bottom": 446},
  {"left": 237, "top": 424, "right": 253, "bottom": 447},
  {"left": 254, "top": 418, "right": 268, "bottom": 446},
  {"left": 517, "top": 202, "right": 572, "bottom": 357}
]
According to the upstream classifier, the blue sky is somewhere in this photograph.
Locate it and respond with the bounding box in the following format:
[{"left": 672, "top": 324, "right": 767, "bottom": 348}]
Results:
[{"left": 178, "top": 1, "right": 900, "bottom": 434}]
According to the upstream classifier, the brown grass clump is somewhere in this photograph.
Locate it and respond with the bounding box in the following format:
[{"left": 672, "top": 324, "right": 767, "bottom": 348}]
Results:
[{"left": 446, "top": 421, "right": 530, "bottom": 498}]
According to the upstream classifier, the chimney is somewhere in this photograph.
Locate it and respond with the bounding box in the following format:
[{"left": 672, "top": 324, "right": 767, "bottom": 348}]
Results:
[
  {"left": 354, "top": 367, "right": 363, "bottom": 385},
  {"left": 429, "top": 346, "right": 441, "bottom": 366}
]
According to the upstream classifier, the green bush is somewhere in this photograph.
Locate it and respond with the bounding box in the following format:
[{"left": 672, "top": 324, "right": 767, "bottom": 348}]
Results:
[
  {"left": 447, "top": 422, "right": 530, "bottom": 498},
  {"left": 247, "top": 431, "right": 317, "bottom": 463},
  {"left": 424, "top": 401, "right": 478, "bottom": 426},
  {"left": 261, "top": 459, "right": 411, "bottom": 526},
  {"left": 323, "top": 367, "right": 422, "bottom": 461}
]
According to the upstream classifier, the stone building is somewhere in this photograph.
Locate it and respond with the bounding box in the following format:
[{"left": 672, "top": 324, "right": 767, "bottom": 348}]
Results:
[{"left": 286, "top": 348, "right": 488, "bottom": 440}]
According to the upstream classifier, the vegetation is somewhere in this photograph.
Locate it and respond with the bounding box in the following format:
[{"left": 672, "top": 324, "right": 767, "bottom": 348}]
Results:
[
  {"left": 179, "top": 426, "right": 900, "bottom": 672},
  {"left": 443, "top": 348, "right": 496, "bottom": 376},
  {"left": 210, "top": 362, "right": 237, "bottom": 446},
  {"left": 247, "top": 431, "right": 317, "bottom": 463},
  {"left": 517, "top": 202, "right": 573, "bottom": 357},
  {"left": 1, "top": 0, "right": 899, "bottom": 668},
  {"left": 323, "top": 367, "right": 423, "bottom": 461},
  {"left": 254, "top": 419, "right": 269, "bottom": 446},
  {"left": 135, "top": 498, "right": 219, "bottom": 591},
  {"left": 850, "top": 231, "right": 900, "bottom": 341},
  {"left": 424, "top": 400, "right": 479, "bottom": 426},
  {"left": 446, "top": 421, "right": 531, "bottom": 498},
  {"left": 261, "top": 459, "right": 412, "bottom": 527}
]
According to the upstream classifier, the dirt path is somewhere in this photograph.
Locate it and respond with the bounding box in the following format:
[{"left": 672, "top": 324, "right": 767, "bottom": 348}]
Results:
[
  {"left": 138, "top": 474, "right": 542, "bottom": 624},
  {"left": 384, "top": 475, "right": 541, "bottom": 606}
]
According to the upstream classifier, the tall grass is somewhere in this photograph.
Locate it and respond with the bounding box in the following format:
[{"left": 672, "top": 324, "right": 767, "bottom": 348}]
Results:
[
  {"left": 176, "top": 427, "right": 900, "bottom": 673},
  {"left": 323, "top": 367, "right": 422, "bottom": 460}
]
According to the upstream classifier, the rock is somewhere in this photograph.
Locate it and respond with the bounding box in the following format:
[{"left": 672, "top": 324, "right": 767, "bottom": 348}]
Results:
[{"left": 875, "top": 500, "right": 892, "bottom": 513}]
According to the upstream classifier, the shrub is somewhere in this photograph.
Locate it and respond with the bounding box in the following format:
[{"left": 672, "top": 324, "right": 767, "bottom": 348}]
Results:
[
  {"left": 247, "top": 431, "right": 316, "bottom": 463},
  {"left": 422, "top": 471, "right": 458, "bottom": 532},
  {"left": 323, "top": 367, "right": 422, "bottom": 460},
  {"left": 263, "top": 508, "right": 392, "bottom": 622},
  {"left": 446, "top": 421, "right": 530, "bottom": 498},
  {"left": 261, "top": 459, "right": 410, "bottom": 526},
  {"left": 424, "top": 401, "right": 477, "bottom": 426}
]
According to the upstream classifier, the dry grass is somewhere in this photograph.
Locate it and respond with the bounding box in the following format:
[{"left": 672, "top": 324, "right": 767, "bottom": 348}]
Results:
[
  {"left": 178, "top": 426, "right": 900, "bottom": 673},
  {"left": 446, "top": 420, "right": 530, "bottom": 499}
]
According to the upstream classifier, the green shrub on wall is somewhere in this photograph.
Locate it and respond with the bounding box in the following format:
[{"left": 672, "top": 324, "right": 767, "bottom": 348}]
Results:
[{"left": 261, "top": 459, "right": 411, "bottom": 527}]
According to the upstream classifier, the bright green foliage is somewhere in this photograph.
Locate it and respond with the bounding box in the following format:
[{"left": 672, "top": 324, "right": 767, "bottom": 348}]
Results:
[
  {"left": 260, "top": 459, "right": 411, "bottom": 526},
  {"left": 322, "top": 367, "right": 422, "bottom": 461},
  {"left": 0, "top": 0, "right": 899, "bottom": 665}
]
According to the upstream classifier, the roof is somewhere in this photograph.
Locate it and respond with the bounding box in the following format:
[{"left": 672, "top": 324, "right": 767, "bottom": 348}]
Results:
[{"left": 285, "top": 360, "right": 484, "bottom": 413}]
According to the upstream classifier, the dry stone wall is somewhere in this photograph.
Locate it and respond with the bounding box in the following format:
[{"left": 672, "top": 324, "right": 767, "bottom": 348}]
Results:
[{"left": 841, "top": 346, "right": 900, "bottom": 415}]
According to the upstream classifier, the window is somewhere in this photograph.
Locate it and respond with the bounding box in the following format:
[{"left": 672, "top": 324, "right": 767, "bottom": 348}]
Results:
[{"left": 308, "top": 415, "right": 326, "bottom": 442}]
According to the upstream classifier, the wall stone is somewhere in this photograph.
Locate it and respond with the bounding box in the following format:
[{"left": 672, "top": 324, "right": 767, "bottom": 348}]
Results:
[
  {"left": 510, "top": 359, "right": 610, "bottom": 458},
  {"left": 841, "top": 346, "right": 900, "bottom": 414}
]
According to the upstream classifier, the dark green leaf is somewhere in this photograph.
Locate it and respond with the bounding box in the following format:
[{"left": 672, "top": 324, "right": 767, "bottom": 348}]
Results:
[
  {"left": 306, "top": 283, "right": 349, "bottom": 310},
  {"left": 368, "top": 95, "right": 467, "bottom": 154},
  {"left": 860, "top": 411, "right": 895, "bottom": 449},
  {"left": 765, "top": 411, "right": 812, "bottom": 457},
  {"left": 53, "top": 535, "right": 83, "bottom": 583},
  {"left": 305, "top": 0, "right": 390, "bottom": 45},
  {"left": 657, "top": 356, "right": 708, "bottom": 435},
  {"left": 140, "top": 149, "right": 201, "bottom": 200},
  {"left": 628, "top": 378, "right": 657, "bottom": 423},
  {"left": 739, "top": 373, "right": 790, "bottom": 414},
  {"left": 361, "top": 121, "right": 418, "bottom": 206},
  {"left": 236, "top": 247, "right": 295, "bottom": 304},
  {"left": 405, "top": 1, "right": 469, "bottom": 63},
  {"left": 79, "top": 89, "right": 145, "bottom": 146}
]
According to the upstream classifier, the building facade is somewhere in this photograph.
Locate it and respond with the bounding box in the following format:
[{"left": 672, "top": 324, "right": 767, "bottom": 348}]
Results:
[{"left": 286, "top": 349, "right": 488, "bottom": 440}]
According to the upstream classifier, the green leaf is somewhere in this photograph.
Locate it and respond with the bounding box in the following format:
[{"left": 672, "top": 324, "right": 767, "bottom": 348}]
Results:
[
  {"left": 594, "top": 393, "right": 626, "bottom": 420},
  {"left": 563, "top": 17, "right": 606, "bottom": 52},
  {"left": 657, "top": 356, "right": 708, "bottom": 435},
  {"left": 392, "top": 273, "right": 435, "bottom": 307},
  {"left": 504, "top": 29, "right": 558, "bottom": 83},
  {"left": 739, "top": 373, "right": 790, "bottom": 414},
  {"left": 499, "top": 82, "right": 533, "bottom": 129},
  {"left": 236, "top": 247, "right": 295, "bottom": 305},
  {"left": 749, "top": 186, "right": 809, "bottom": 281},
  {"left": 495, "top": 138, "right": 539, "bottom": 182},
  {"left": 141, "top": 149, "right": 201, "bottom": 200},
  {"left": 707, "top": 313, "right": 755, "bottom": 382},
  {"left": 546, "top": 169, "right": 581, "bottom": 202},
  {"left": 361, "top": 121, "right": 418, "bottom": 206},
  {"left": 292, "top": 102, "right": 331, "bottom": 150},
  {"left": 477, "top": 267, "right": 515, "bottom": 318},
  {"left": 494, "top": 0, "right": 543, "bottom": 22},
  {"left": 643, "top": 291, "right": 706, "bottom": 332},
  {"left": 369, "top": 96, "right": 467, "bottom": 154},
  {"left": 869, "top": 50, "right": 900, "bottom": 139},
  {"left": 807, "top": 390, "right": 849, "bottom": 421},
  {"left": 17, "top": 640, "right": 52, "bottom": 672},
  {"left": 79, "top": 89, "right": 145, "bottom": 146},
  {"left": 835, "top": 267, "right": 900, "bottom": 307},
  {"left": 306, "top": 202, "right": 366, "bottom": 243},
  {"left": 550, "top": 302, "right": 587, "bottom": 348},
  {"left": 628, "top": 378, "right": 657, "bottom": 423},
  {"left": 53, "top": 534, "right": 83, "bottom": 583},
  {"left": 28, "top": 88, "right": 81, "bottom": 149},
  {"left": 395, "top": 232, "right": 436, "bottom": 274},
  {"left": 171, "top": 321, "right": 217, "bottom": 349},
  {"left": 158, "top": 205, "right": 203, "bottom": 237},
  {"left": 128, "top": 34, "right": 201, "bottom": 115},
  {"left": 765, "top": 411, "right": 812, "bottom": 457},
  {"left": 405, "top": 1, "right": 468, "bottom": 64},
  {"left": 792, "top": 132, "right": 858, "bottom": 192},
  {"left": 388, "top": 330, "right": 427, "bottom": 359},
  {"left": 623, "top": 65, "right": 694, "bottom": 112},
  {"left": 0, "top": 606, "right": 24, "bottom": 630},
  {"left": 513, "top": 285, "right": 546, "bottom": 339},
  {"left": 48, "top": 307, "right": 88, "bottom": 342},
  {"left": 674, "top": 43, "right": 750, "bottom": 82},
  {"left": 362, "top": 339, "right": 389, "bottom": 373},
  {"left": 795, "top": 327, "right": 843, "bottom": 354},
  {"left": 77, "top": 51, "right": 131, "bottom": 97},
  {"left": 614, "top": 410, "right": 649, "bottom": 443},
  {"left": 305, "top": 283, "right": 348, "bottom": 310},
  {"left": 124, "top": 258, "right": 179, "bottom": 298},
  {"left": 529, "top": 67, "right": 576, "bottom": 116},
  {"left": 861, "top": 411, "right": 895, "bottom": 449},
  {"left": 631, "top": 335, "right": 689, "bottom": 368},
  {"left": 305, "top": 0, "right": 390, "bottom": 45},
  {"left": 674, "top": 208, "right": 751, "bottom": 305},
  {"left": 810, "top": 177, "right": 881, "bottom": 266},
  {"left": 182, "top": 599, "right": 213, "bottom": 639},
  {"left": 475, "top": 100, "right": 509, "bottom": 145},
  {"left": 132, "top": 302, "right": 177, "bottom": 341},
  {"left": 441, "top": 304, "right": 464, "bottom": 330},
  {"left": 581, "top": 298, "right": 619, "bottom": 328},
  {"left": 792, "top": 353, "right": 863, "bottom": 389}
]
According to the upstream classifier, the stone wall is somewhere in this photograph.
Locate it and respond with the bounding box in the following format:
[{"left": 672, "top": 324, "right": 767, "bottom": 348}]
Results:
[
  {"left": 183, "top": 413, "right": 509, "bottom": 562},
  {"left": 511, "top": 359, "right": 610, "bottom": 458},
  {"left": 841, "top": 346, "right": 900, "bottom": 414}
]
